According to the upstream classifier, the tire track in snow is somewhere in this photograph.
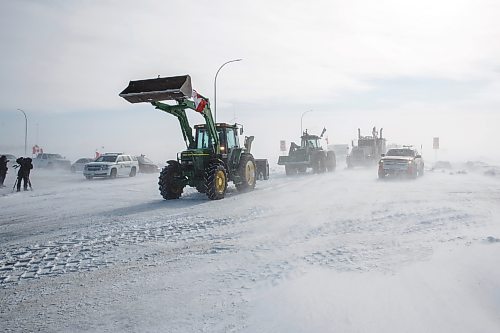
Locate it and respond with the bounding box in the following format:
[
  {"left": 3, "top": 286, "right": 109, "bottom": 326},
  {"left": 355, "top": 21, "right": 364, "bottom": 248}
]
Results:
[{"left": 0, "top": 208, "right": 266, "bottom": 287}]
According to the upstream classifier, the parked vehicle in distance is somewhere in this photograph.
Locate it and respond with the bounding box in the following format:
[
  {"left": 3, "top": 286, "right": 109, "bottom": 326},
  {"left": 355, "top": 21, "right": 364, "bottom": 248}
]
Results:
[
  {"left": 136, "top": 155, "right": 160, "bottom": 173},
  {"left": 83, "top": 153, "right": 139, "bottom": 179},
  {"left": 71, "top": 158, "right": 95, "bottom": 173},
  {"left": 33, "top": 153, "right": 71, "bottom": 170},
  {"left": 378, "top": 147, "right": 424, "bottom": 179},
  {"left": 1, "top": 154, "right": 17, "bottom": 168}
]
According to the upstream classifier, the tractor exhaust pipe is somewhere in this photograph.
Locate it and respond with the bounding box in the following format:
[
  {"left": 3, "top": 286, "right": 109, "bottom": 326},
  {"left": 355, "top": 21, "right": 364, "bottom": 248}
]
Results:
[
  {"left": 358, "top": 128, "right": 361, "bottom": 139},
  {"left": 380, "top": 128, "right": 383, "bottom": 139},
  {"left": 119, "top": 75, "right": 192, "bottom": 103}
]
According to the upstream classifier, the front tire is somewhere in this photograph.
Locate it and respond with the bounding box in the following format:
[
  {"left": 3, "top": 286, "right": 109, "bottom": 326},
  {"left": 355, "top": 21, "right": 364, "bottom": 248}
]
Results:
[
  {"left": 129, "top": 167, "right": 137, "bottom": 177},
  {"left": 109, "top": 168, "right": 117, "bottom": 179},
  {"left": 158, "top": 163, "right": 184, "bottom": 199},
  {"left": 419, "top": 166, "right": 425, "bottom": 177},
  {"left": 205, "top": 163, "right": 227, "bottom": 200},
  {"left": 235, "top": 154, "right": 256, "bottom": 192},
  {"left": 85, "top": 175, "right": 93, "bottom": 180}
]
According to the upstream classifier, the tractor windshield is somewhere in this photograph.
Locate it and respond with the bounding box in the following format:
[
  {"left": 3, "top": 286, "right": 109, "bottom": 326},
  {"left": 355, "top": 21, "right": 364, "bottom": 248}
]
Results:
[
  {"left": 196, "top": 128, "right": 225, "bottom": 149},
  {"left": 302, "top": 139, "right": 320, "bottom": 149}
]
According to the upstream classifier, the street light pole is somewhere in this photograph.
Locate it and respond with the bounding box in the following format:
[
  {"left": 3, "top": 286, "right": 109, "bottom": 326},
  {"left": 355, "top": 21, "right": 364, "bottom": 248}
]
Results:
[
  {"left": 301, "top": 110, "right": 313, "bottom": 135},
  {"left": 17, "top": 108, "right": 28, "bottom": 156},
  {"left": 214, "top": 58, "right": 242, "bottom": 123}
]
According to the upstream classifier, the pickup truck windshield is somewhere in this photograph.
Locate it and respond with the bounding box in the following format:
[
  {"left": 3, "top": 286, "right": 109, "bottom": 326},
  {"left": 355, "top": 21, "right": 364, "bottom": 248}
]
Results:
[{"left": 386, "top": 149, "right": 415, "bottom": 157}]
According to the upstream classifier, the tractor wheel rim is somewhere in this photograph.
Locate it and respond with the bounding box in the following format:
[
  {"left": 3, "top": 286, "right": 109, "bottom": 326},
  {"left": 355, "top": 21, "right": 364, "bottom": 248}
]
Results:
[
  {"left": 215, "top": 170, "right": 225, "bottom": 193},
  {"left": 245, "top": 161, "right": 255, "bottom": 185}
]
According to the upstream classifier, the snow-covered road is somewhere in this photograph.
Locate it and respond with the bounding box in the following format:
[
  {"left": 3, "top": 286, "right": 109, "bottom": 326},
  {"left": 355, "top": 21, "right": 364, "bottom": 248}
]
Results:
[{"left": 1, "top": 166, "right": 499, "bottom": 332}]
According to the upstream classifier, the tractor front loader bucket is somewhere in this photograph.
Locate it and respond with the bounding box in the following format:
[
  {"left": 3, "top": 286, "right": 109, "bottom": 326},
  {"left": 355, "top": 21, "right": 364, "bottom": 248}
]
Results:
[{"left": 119, "top": 75, "right": 192, "bottom": 103}]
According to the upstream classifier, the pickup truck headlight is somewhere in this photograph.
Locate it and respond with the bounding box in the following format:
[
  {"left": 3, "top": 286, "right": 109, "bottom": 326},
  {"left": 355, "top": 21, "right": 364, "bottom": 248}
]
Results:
[{"left": 102, "top": 165, "right": 109, "bottom": 170}]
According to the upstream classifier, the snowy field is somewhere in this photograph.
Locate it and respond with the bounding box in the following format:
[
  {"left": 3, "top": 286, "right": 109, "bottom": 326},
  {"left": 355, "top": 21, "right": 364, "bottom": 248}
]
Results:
[{"left": 1, "top": 165, "right": 500, "bottom": 332}]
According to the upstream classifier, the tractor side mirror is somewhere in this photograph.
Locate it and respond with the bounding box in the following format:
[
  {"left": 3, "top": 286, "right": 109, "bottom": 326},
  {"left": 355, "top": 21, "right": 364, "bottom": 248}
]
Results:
[{"left": 240, "top": 127, "right": 244, "bottom": 135}]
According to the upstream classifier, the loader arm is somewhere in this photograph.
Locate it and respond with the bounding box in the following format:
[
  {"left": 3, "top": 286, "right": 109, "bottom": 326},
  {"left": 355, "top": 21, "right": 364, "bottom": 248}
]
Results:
[
  {"left": 152, "top": 99, "right": 220, "bottom": 154},
  {"left": 152, "top": 101, "right": 196, "bottom": 149}
]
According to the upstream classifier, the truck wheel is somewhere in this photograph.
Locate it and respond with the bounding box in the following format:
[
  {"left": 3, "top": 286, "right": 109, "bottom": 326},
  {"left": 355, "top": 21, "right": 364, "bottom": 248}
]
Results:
[
  {"left": 409, "top": 168, "right": 418, "bottom": 179},
  {"left": 158, "top": 164, "right": 184, "bottom": 199},
  {"left": 129, "top": 167, "right": 137, "bottom": 177},
  {"left": 85, "top": 175, "right": 93, "bottom": 180},
  {"left": 110, "top": 168, "right": 117, "bottom": 179},
  {"left": 236, "top": 154, "right": 256, "bottom": 192},
  {"left": 419, "top": 167, "right": 425, "bottom": 177},
  {"left": 285, "top": 165, "right": 296, "bottom": 176},
  {"left": 205, "top": 163, "right": 227, "bottom": 200}
]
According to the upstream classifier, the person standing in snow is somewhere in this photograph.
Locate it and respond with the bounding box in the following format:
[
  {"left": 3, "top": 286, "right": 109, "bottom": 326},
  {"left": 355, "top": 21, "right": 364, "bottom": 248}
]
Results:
[
  {"left": 15, "top": 157, "right": 33, "bottom": 191},
  {"left": 0, "top": 155, "right": 8, "bottom": 187}
]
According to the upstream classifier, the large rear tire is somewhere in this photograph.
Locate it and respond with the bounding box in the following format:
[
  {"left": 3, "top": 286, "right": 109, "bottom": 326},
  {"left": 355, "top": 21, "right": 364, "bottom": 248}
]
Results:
[
  {"left": 312, "top": 153, "right": 326, "bottom": 174},
  {"left": 158, "top": 163, "right": 184, "bottom": 199},
  {"left": 235, "top": 154, "right": 256, "bottom": 192},
  {"left": 205, "top": 163, "right": 227, "bottom": 200},
  {"left": 195, "top": 183, "right": 206, "bottom": 193}
]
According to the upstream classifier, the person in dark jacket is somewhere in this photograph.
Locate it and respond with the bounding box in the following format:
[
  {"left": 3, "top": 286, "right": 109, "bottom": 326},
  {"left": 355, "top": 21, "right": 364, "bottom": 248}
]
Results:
[
  {"left": 0, "top": 155, "right": 8, "bottom": 187},
  {"left": 16, "top": 157, "right": 33, "bottom": 191}
]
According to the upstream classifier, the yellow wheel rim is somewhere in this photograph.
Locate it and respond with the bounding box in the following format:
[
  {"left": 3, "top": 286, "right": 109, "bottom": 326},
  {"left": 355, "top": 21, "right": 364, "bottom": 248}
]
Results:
[
  {"left": 215, "top": 170, "right": 226, "bottom": 193},
  {"left": 245, "top": 161, "right": 255, "bottom": 185}
]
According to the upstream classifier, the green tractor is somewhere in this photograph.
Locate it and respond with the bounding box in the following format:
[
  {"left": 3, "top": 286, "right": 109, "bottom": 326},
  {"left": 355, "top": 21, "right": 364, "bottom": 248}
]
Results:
[
  {"left": 278, "top": 129, "right": 336, "bottom": 175},
  {"left": 120, "top": 75, "right": 260, "bottom": 200}
]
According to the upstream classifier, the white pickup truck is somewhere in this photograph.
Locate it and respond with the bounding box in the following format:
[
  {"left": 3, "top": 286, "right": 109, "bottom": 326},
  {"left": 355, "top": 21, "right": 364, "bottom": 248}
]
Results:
[
  {"left": 378, "top": 147, "right": 424, "bottom": 179},
  {"left": 33, "top": 153, "right": 71, "bottom": 170},
  {"left": 83, "top": 153, "right": 139, "bottom": 179}
]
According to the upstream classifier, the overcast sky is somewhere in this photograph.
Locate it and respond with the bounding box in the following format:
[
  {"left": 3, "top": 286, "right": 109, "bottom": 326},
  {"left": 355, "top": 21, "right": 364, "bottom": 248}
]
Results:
[{"left": 1, "top": 0, "right": 499, "bottom": 163}]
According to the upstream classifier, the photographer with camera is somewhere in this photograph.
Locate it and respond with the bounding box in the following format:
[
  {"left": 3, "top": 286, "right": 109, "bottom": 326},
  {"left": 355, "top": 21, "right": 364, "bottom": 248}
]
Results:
[
  {"left": 0, "top": 155, "right": 8, "bottom": 187},
  {"left": 15, "top": 157, "right": 33, "bottom": 192}
]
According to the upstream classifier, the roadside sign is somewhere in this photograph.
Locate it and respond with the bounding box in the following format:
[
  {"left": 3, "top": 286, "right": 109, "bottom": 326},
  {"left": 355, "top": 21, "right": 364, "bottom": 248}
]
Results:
[
  {"left": 280, "top": 140, "right": 286, "bottom": 152},
  {"left": 433, "top": 137, "right": 439, "bottom": 149}
]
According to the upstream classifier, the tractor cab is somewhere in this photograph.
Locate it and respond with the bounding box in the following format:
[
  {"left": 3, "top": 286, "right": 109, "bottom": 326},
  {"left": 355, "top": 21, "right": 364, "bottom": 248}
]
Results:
[
  {"left": 301, "top": 134, "right": 322, "bottom": 150},
  {"left": 194, "top": 123, "right": 241, "bottom": 154}
]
